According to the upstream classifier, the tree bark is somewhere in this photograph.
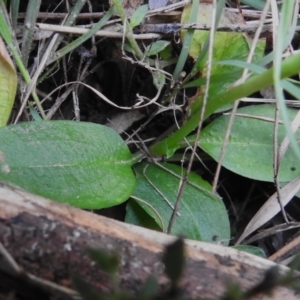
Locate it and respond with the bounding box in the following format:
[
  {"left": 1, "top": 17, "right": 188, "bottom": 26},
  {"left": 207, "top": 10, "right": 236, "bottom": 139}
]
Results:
[{"left": 0, "top": 183, "right": 298, "bottom": 300}]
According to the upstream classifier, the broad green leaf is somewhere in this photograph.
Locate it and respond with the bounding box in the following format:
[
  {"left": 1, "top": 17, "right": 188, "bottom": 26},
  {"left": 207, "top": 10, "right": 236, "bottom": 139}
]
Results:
[
  {"left": 0, "top": 37, "right": 17, "bottom": 127},
  {"left": 184, "top": 69, "right": 243, "bottom": 89},
  {"left": 146, "top": 40, "right": 170, "bottom": 57},
  {"left": 126, "top": 162, "right": 230, "bottom": 243},
  {"left": 125, "top": 199, "right": 162, "bottom": 231},
  {"left": 197, "top": 104, "right": 300, "bottom": 182},
  {"left": 0, "top": 121, "right": 136, "bottom": 208},
  {"left": 232, "top": 245, "right": 266, "bottom": 258},
  {"left": 130, "top": 4, "right": 148, "bottom": 28},
  {"left": 181, "top": 3, "right": 265, "bottom": 114}
]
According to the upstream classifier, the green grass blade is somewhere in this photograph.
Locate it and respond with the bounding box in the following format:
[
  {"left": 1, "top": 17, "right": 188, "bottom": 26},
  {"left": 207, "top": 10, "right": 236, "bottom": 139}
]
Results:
[
  {"left": 0, "top": 5, "right": 30, "bottom": 83},
  {"left": 10, "top": 0, "right": 20, "bottom": 29},
  {"left": 47, "top": 0, "right": 87, "bottom": 62},
  {"left": 173, "top": 0, "right": 199, "bottom": 80},
  {"left": 47, "top": 7, "right": 114, "bottom": 65},
  {"left": 273, "top": 1, "right": 300, "bottom": 161},
  {"left": 0, "top": 3, "right": 46, "bottom": 119},
  {"left": 213, "top": 60, "right": 266, "bottom": 74},
  {"left": 21, "top": 0, "right": 41, "bottom": 67},
  {"left": 0, "top": 2, "right": 13, "bottom": 45},
  {"left": 184, "top": 0, "right": 226, "bottom": 82}
]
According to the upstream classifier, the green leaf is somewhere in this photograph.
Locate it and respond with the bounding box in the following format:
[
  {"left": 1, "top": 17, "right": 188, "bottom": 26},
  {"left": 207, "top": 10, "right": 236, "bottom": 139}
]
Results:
[
  {"left": 232, "top": 245, "right": 266, "bottom": 258},
  {"left": 173, "top": 0, "right": 199, "bottom": 80},
  {"left": 184, "top": 69, "right": 243, "bottom": 89},
  {"left": 0, "top": 37, "right": 17, "bottom": 127},
  {"left": 125, "top": 199, "right": 162, "bottom": 231},
  {"left": 0, "top": 121, "right": 136, "bottom": 208},
  {"left": 28, "top": 104, "right": 42, "bottom": 121},
  {"left": 130, "top": 4, "right": 148, "bottom": 28},
  {"left": 159, "top": 44, "right": 172, "bottom": 60},
  {"left": 152, "top": 70, "right": 165, "bottom": 90},
  {"left": 126, "top": 162, "right": 230, "bottom": 243},
  {"left": 197, "top": 104, "right": 300, "bottom": 182},
  {"left": 181, "top": 3, "right": 265, "bottom": 115},
  {"left": 146, "top": 40, "right": 170, "bottom": 57}
]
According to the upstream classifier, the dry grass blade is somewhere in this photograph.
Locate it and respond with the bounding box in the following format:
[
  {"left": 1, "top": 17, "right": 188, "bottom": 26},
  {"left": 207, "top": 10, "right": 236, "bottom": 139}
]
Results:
[
  {"left": 36, "top": 23, "right": 162, "bottom": 39},
  {"left": 236, "top": 176, "right": 300, "bottom": 245}
]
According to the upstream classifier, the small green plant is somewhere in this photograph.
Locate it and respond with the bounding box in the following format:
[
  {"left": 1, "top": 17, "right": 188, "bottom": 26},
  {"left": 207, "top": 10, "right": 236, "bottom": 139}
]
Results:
[{"left": 0, "top": 0, "right": 300, "bottom": 251}]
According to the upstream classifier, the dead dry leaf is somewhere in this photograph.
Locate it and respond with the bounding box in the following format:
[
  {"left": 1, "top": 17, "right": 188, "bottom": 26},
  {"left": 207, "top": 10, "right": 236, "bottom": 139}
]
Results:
[{"left": 236, "top": 176, "right": 300, "bottom": 244}]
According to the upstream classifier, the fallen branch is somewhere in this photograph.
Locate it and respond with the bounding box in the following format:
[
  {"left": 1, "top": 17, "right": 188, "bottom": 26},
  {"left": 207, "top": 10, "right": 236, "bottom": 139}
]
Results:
[{"left": 0, "top": 182, "right": 298, "bottom": 299}]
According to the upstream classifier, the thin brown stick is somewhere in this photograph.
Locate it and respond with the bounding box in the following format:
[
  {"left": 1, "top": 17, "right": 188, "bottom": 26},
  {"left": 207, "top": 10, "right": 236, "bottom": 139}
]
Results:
[
  {"left": 141, "top": 22, "right": 296, "bottom": 34},
  {"left": 167, "top": 0, "right": 217, "bottom": 233}
]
